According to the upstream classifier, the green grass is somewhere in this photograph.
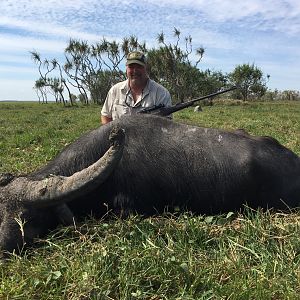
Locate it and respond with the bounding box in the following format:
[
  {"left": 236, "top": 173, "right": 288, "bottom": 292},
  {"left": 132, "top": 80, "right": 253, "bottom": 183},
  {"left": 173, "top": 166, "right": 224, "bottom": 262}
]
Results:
[
  {"left": 0, "top": 101, "right": 300, "bottom": 299},
  {"left": 2, "top": 212, "right": 300, "bottom": 299},
  {"left": 0, "top": 102, "right": 101, "bottom": 174}
]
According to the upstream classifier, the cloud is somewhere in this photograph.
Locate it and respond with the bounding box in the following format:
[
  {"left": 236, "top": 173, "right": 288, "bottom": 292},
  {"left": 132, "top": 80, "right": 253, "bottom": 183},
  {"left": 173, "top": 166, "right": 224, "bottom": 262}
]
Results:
[
  {"left": 144, "top": 0, "right": 300, "bottom": 35},
  {"left": 1, "top": 0, "right": 299, "bottom": 58},
  {"left": 0, "top": 16, "right": 105, "bottom": 43},
  {"left": 0, "top": 65, "right": 36, "bottom": 75},
  {"left": 0, "top": 33, "right": 66, "bottom": 54},
  {"left": 2, "top": 0, "right": 300, "bottom": 37},
  {"left": 0, "top": 0, "right": 299, "bottom": 100},
  {"left": 0, "top": 79, "right": 37, "bottom": 101}
]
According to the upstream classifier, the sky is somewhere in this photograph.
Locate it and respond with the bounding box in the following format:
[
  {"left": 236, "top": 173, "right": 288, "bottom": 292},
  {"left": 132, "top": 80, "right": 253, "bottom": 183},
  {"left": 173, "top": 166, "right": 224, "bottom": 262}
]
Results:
[{"left": 0, "top": 0, "right": 299, "bottom": 101}]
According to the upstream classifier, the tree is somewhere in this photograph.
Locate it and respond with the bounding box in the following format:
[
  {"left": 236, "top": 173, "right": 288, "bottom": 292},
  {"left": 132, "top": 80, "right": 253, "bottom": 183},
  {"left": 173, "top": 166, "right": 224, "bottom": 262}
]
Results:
[
  {"left": 228, "top": 63, "right": 269, "bottom": 101},
  {"left": 31, "top": 52, "right": 71, "bottom": 105},
  {"left": 34, "top": 78, "right": 48, "bottom": 104},
  {"left": 32, "top": 29, "right": 233, "bottom": 105},
  {"left": 147, "top": 28, "right": 205, "bottom": 102},
  {"left": 64, "top": 37, "right": 145, "bottom": 104}
]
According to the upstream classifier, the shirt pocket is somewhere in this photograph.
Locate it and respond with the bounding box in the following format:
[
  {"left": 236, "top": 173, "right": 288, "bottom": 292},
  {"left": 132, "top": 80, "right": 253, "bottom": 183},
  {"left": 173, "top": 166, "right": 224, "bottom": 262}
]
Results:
[{"left": 112, "top": 104, "right": 130, "bottom": 120}]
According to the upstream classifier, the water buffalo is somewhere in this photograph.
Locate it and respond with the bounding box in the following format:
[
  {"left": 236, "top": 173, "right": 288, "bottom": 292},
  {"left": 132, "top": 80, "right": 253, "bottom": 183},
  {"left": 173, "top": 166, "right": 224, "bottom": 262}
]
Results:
[{"left": 0, "top": 114, "right": 299, "bottom": 254}]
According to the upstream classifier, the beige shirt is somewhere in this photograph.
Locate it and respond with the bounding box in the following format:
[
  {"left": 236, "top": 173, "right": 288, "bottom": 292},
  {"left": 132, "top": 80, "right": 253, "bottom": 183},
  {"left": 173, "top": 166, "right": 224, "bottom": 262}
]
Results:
[{"left": 101, "top": 79, "right": 172, "bottom": 120}]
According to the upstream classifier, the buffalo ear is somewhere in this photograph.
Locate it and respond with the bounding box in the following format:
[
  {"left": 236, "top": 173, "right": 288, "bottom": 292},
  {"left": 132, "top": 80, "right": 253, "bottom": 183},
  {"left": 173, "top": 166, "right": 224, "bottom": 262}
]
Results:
[
  {"left": 53, "top": 204, "right": 75, "bottom": 225},
  {"left": 0, "top": 173, "right": 14, "bottom": 186}
]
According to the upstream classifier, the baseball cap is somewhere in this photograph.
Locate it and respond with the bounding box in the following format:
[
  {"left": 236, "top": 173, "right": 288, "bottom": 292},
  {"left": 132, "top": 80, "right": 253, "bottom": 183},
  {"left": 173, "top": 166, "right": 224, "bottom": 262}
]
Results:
[{"left": 126, "top": 51, "right": 147, "bottom": 67}]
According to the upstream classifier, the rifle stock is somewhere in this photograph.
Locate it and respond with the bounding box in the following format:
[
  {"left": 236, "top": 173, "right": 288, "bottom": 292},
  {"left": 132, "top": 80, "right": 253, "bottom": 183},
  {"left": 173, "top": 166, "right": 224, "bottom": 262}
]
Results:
[{"left": 139, "top": 86, "right": 237, "bottom": 116}]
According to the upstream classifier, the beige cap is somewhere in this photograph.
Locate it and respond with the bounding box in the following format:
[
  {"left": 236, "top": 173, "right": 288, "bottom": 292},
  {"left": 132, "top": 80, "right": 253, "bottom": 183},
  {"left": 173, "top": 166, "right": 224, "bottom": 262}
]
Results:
[{"left": 126, "top": 51, "right": 147, "bottom": 67}]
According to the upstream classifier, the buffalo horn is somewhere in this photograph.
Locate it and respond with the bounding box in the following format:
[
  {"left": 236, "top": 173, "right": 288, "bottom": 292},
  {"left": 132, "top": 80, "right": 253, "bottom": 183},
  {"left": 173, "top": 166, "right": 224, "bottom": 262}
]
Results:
[{"left": 22, "top": 126, "right": 125, "bottom": 207}]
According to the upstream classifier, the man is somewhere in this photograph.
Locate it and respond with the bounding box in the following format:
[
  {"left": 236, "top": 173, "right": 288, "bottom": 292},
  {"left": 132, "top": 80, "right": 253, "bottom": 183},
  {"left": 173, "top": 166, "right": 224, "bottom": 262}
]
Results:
[{"left": 101, "top": 51, "right": 172, "bottom": 124}]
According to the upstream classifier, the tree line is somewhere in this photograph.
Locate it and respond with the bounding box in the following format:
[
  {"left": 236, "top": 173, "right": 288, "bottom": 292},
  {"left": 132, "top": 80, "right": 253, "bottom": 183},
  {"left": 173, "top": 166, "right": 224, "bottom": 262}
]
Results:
[{"left": 31, "top": 28, "right": 298, "bottom": 105}]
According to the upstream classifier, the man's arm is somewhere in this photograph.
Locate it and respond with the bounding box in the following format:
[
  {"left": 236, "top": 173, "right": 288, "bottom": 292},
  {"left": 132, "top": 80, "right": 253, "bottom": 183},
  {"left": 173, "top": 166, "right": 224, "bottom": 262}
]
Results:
[
  {"left": 101, "top": 95, "right": 113, "bottom": 124},
  {"left": 158, "top": 85, "right": 172, "bottom": 107},
  {"left": 101, "top": 84, "right": 116, "bottom": 124}
]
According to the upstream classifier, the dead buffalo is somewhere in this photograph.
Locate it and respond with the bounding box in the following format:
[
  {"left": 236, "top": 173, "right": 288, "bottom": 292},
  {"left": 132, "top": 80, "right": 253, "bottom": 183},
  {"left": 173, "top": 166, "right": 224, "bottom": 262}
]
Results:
[{"left": 0, "top": 114, "right": 299, "bottom": 254}]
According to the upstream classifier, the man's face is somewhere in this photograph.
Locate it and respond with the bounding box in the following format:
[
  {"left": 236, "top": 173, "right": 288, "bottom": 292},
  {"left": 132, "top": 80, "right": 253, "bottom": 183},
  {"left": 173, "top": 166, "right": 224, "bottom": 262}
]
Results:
[{"left": 126, "top": 63, "right": 148, "bottom": 86}]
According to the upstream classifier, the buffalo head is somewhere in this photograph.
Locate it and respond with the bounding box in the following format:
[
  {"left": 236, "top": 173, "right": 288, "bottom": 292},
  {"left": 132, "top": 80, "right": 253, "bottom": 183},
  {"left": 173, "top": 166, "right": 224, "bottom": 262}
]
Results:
[{"left": 0, "top": 127, "right": 125, "bottom": 255}]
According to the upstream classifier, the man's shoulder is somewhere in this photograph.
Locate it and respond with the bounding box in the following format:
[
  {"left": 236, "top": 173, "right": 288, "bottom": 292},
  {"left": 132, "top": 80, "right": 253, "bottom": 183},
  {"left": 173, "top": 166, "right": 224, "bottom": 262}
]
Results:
[
  {"left": 110, "top": 80, "right": 128, "bottom": 91},
  {"left": 149, "top": 79, "right": 170, "bottom": 97},
  {"left": 149, "top": 79, "right": 169, "bottom": 92}
]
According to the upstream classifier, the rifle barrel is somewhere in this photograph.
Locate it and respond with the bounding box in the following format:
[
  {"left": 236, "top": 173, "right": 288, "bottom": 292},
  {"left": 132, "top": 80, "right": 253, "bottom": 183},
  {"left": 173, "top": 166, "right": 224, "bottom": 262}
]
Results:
[
  {"left": 181, "top": 86, "right": 237, "bottom": 105},
  {"left": 157, "top": 86, "right": 237, "bottom": 116},
  {"left": 139, "top": 86, "right": 237, "bottom": 116}
]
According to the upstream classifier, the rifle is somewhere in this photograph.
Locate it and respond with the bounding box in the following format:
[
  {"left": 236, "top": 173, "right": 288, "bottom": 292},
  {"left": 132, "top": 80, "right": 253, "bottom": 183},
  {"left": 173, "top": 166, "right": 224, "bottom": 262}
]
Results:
[{"left": 138, "top": 86, "right": 237, "bottom": 116}]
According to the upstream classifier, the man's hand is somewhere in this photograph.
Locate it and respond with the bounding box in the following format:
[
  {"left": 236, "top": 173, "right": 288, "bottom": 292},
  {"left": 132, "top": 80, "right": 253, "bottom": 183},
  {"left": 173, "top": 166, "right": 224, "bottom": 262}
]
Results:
[{"left": 101, "top": 115, "right": 112, "bottom": 124}]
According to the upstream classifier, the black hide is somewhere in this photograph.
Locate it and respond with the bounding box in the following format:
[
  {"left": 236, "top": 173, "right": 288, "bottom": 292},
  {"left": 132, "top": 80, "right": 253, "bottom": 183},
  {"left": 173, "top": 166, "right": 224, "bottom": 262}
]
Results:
[
  {"left": 29, "top": 114, "right": 300, "bottom": 215},
  {"left": 0, "top": 114, "right": 299, "bottom": 253}
]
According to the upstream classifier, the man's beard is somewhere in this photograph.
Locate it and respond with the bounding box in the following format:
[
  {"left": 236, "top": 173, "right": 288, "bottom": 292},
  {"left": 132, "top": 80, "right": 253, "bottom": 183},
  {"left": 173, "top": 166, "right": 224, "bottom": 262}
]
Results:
[{"left": 130, "top": 74, "right": 144, "bottom": 86}]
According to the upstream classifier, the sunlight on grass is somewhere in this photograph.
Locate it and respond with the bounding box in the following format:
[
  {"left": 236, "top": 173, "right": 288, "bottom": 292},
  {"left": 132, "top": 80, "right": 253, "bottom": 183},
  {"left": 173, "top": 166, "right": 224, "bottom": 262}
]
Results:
[{"left": 1, "top": 212, "right": 300, "bottom": 299}]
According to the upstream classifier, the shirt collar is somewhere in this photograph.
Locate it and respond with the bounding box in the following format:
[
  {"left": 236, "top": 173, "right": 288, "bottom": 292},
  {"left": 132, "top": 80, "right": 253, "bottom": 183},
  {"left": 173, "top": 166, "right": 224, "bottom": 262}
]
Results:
[{"left": 121, "top": 78, "right": 151, "bottom": 94}]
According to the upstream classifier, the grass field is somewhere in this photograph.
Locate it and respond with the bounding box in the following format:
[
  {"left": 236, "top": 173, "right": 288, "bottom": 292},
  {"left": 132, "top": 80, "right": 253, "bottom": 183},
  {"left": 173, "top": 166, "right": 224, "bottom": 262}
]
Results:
[{"left": 0, "top": 101, "right": 300, "bottom": 299}]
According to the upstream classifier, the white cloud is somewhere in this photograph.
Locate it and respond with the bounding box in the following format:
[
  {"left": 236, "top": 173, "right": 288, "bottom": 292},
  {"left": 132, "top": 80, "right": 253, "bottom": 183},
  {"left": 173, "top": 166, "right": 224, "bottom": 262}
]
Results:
[
  {"left": 0, "top": 17, "right": 104, "bottom": 43},
  {"left": 1, "top": 0, "right": 300, "bottom": 36},
  {"left": 0, "top": 79, "right": 37, "bottom": 101},
  {"left": 0, "top": 65, "right": 36, "bottom": 75},
  {"left": 0, "top": 36, "right": 66, "bottom": 57},
  {"left": 0, "top": 0, "right": 299, "bottom": 101},
  {"left": 147, "top": 0, "right": 300, "bottom": 35}
]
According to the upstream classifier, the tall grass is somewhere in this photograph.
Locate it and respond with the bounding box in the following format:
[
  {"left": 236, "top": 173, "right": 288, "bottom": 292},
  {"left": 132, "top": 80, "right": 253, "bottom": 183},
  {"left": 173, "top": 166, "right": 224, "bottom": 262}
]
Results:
[{"left": 0, "top": 101, "right": 300, "bottom": 299}]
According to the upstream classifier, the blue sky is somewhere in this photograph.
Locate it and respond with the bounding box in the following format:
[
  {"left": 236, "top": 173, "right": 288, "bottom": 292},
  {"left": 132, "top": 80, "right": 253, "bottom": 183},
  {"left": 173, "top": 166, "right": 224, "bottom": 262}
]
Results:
[{"left": 0, "top": 0, "right": 299, "bottom": 101}]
